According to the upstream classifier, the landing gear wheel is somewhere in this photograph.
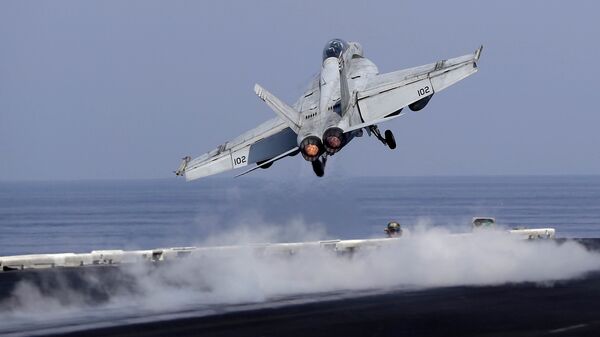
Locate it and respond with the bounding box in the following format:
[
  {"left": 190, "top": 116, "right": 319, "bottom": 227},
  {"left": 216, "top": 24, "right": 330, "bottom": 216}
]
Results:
[
  {"left": 369, "top": 125, "right": 395, "bottom": 149},
  {"left": 311, "top": 160, "right": 325, "bottom": 177},
  {"left": 384, "top": 130, "right": 396, "bottom": 149}
]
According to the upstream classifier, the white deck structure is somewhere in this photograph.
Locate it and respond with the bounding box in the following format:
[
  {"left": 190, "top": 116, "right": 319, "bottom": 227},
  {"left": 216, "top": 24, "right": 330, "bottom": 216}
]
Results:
[{"left": 1, "top": 227, "right": 554, "bottom": 272}]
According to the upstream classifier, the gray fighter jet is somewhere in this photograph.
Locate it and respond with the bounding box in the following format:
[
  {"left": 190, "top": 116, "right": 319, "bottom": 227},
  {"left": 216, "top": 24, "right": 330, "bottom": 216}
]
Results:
[{"left": 176, "top": 39, "right": 482, "bottom": 180}]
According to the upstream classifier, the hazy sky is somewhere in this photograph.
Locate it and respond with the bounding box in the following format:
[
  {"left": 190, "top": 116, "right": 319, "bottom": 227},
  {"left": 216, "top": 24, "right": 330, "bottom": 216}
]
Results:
[{"left": 1, "top": 0, "right": 599, "bottom": 181}]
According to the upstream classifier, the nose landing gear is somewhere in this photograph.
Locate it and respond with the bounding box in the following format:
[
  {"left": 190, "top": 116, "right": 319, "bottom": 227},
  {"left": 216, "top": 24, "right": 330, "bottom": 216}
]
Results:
[{"left": 311, "top": 155, "right": 327, "bottom": 177}]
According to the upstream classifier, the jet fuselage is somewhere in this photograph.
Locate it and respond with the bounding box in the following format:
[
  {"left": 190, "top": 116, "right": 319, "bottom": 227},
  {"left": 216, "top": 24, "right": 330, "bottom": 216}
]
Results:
[{"left": 296, "top": 39, "right": 377, "bottom": 161}]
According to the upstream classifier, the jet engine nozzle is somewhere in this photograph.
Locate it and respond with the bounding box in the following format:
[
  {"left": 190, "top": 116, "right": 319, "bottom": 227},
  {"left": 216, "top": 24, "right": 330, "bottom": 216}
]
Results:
[
  {"left": 323, "top": 127, "right": 346, "bottom": 154},
  {"left": 299, "top": 136, "right": 324, "bottom": 161}
]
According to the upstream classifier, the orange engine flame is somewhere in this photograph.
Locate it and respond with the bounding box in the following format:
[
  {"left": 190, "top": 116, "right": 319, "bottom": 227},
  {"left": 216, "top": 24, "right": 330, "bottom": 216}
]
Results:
[
  {"left": 304, "top": 144, "right": 320, "bottom": 157},
  {"left": 326, "top": 136, "right": 342, "bottom": 149}
]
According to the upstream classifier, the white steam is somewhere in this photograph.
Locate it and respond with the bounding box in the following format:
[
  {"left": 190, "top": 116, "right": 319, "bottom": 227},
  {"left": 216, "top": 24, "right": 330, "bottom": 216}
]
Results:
[{"left": 1, "top": 224, "right": 600, "bottom": 334}]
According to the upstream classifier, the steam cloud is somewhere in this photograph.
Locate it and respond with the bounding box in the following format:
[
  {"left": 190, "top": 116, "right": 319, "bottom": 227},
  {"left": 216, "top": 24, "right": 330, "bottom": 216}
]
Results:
[{"left": 1, "top": 223, "right": 600, "bottom": 335}]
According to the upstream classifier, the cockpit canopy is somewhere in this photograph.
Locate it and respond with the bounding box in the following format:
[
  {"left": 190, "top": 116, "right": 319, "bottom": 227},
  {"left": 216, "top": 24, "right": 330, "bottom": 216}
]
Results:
[{"left": 322, "top": 39, "right": 348, "bottom": 61}]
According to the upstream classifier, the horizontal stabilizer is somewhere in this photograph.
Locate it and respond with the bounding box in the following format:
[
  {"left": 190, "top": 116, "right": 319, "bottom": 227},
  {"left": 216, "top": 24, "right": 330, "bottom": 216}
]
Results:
[{"left": 254, "top": 84, "right": 301, "bottom": 133}]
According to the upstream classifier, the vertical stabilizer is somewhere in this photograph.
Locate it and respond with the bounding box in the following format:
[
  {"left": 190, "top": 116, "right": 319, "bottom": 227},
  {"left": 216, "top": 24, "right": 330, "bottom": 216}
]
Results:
[{"left": 338, "top": 58, "right": 352, "bottom": 116}]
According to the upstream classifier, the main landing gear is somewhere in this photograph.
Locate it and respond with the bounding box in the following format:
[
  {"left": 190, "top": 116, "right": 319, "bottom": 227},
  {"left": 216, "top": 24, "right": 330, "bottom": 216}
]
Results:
[
  {"left": 311, "top": 155, "right": 327, "bottom": 177},
  {"left": 369, "top": 125, "right": 396, "bottom": 149}
]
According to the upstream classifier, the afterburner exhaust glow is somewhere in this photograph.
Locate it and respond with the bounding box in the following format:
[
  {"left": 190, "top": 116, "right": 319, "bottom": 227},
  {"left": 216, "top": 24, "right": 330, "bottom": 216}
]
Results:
[
  {"left": 299, "top": 136, "right": 323, "bottom": 161},
  {"left": 323, "top": 127, "right": 345, "bottom": 154},
  {"left": 305, "top": 144, "right": 319, "bottom": 156}
]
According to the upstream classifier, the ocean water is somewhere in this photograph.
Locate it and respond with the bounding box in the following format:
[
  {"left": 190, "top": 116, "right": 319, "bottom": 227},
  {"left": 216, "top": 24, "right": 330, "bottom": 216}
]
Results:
[{"left": 1, "top": 176, "right": 599, "bottom": 256}]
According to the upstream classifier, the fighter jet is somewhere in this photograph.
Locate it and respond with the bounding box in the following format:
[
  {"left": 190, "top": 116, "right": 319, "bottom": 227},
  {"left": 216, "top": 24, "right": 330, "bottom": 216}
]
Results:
[{"left": 176, "top": 39, "right": 482, "bottom": 180}]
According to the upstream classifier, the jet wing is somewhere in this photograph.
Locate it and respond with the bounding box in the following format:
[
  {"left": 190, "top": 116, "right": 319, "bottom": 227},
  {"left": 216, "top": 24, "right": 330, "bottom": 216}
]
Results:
[
  {"left": 179, "top": 73, "right": 320, "bottom": 182},
  {"left": 179, "top": 118, "right": 297, "bottom": 181},
  {"left": 347, "top": 46, "right": 482, "bottom": 131}
]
